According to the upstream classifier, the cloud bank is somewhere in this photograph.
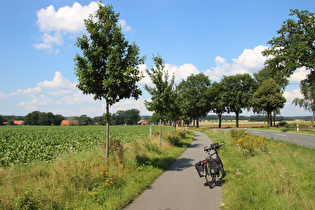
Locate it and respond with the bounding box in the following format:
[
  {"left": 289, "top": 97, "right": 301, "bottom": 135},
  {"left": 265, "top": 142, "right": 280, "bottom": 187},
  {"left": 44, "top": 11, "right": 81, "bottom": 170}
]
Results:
[{"left": 34, "top": 1, "right": 132, "bottom": 53}]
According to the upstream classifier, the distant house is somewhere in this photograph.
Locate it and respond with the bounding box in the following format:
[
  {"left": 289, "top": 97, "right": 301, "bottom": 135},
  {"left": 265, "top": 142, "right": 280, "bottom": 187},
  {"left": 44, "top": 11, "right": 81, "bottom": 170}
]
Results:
[
  {"left": 13, "top": 120, "right": 24, "bottom": 125},
  {"left": 137, "top": 120, "right": 148, "bottom": 125},
  {"left": 60, "top": 120, "right": 78, "bottom": 126}
]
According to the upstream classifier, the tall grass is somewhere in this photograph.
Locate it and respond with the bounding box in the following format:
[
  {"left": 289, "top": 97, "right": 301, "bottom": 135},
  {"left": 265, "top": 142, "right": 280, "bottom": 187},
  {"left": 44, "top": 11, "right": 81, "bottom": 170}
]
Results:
[
  {"left": 0, "top": 128, "right": 193, "bottom": 209},
  {"left": 193, "top": 128, "right": 315, "bottom": 209}
]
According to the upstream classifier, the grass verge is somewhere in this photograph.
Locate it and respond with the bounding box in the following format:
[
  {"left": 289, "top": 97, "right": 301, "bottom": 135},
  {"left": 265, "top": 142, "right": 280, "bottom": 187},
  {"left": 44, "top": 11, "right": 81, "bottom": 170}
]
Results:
[
  {"left": 0, "top": 129, "right": 194, "bottom": 209},
  {"left": 193, "top": 128, "right": 315, "bottom": 209}
]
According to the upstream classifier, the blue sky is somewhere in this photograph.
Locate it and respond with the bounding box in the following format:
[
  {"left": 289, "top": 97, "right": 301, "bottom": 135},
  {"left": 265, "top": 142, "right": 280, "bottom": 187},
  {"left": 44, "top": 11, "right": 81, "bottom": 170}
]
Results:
[{"left": 1, "top": 0, "right": 314, "bottom": 117}]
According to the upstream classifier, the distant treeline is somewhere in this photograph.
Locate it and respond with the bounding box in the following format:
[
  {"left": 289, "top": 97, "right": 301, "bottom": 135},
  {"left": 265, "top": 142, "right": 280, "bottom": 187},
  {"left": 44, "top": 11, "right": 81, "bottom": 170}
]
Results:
[{"left": 199, "top": 115, "right": 313, "bottom": 122}]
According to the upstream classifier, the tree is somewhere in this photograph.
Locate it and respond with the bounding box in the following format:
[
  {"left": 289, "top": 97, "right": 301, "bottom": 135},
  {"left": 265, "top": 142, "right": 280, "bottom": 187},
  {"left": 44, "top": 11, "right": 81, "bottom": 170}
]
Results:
[
  {"left": 54, "top": 114, "right": 65, "bottom": 125},
  {"left": 177, "top": 73, "right": 211, "bottom": 128},
  {"left": 262, "top": 9, "right": 314, "bottom": 81},
  {"left": 167, "top": 85, "right": 182, "bottom": 134},
  {"left": 252, "top": 78, "right": 286, "bottom": 126},
  {"left": 221, "top": 74, "right": 257, "bottom": 127},
  {"left": 74, "top": 3, "right": 145, "bottom": 162},
  {"left": 254, "top": 66, "right": 289, "bottom": 126},
  {"left": 292, "top": 72, "right": 315, "bottom": 127},
  {"left": 78, "top": 115, "right": 92, "bottom": 126},
  {"left": 124, "top": 109, "right": 141, "bottom": 125},
  {"left": 208, "top": 81, "right": 227, "bottom": 128},
  {"left": 24, "top": 111, "right": 40, "bottom": 125},
  {"left": 0, "top": 115, "right": 4, "bottom": 125},
  {"left": 144, "top": 54, "right": 174, "bottom": 146}
]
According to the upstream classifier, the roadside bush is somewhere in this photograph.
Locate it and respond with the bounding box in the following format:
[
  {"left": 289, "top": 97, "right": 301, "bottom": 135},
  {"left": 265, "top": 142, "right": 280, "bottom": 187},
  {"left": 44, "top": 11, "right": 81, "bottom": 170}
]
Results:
[
  {"left": 277, "top": 121, "right": 288, "bottom": 127},
  {"left": 230, "top": 129, "right": 267, "bottom": 156}
]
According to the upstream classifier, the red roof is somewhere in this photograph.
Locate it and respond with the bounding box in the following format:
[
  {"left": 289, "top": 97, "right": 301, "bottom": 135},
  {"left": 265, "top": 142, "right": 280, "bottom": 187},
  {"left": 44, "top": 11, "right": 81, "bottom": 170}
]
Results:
[
  {"left": 60, "top": 120, "right": 78, "bottom": 125},
  {"left": 13, "top": 120, "right": 23, "bottom": 125}
]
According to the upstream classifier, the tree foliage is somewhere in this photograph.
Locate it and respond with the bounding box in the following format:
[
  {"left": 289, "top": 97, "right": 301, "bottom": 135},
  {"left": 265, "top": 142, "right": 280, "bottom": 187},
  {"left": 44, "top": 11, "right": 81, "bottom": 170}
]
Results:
[
  {"left": 292, "top": 71, "right": 315, "bottom": 126},
  {"left": 24, "top": 111, "right": 64, "bottom": 125},
  {"left": 262, "top": 9, "right": 315, "bottom": 79},
  {"left": 252, "top": 78, "right": 286, "bottom": 126}
]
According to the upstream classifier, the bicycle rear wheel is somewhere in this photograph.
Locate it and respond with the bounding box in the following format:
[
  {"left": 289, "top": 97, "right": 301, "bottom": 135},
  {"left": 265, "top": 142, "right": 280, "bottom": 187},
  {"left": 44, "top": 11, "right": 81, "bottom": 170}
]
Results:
[{"left": 205, "top": 162, "right": 216, "bottom": 188}]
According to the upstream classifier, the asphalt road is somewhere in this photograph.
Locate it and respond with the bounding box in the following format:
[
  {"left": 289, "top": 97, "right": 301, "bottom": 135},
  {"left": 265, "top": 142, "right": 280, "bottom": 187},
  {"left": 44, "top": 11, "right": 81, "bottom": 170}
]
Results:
[
  {"left": 124, "top": 131, "right": 223, "bottom": 210},
  {"left": 245, "top": 129, "right": 315, "bottom": 149}
]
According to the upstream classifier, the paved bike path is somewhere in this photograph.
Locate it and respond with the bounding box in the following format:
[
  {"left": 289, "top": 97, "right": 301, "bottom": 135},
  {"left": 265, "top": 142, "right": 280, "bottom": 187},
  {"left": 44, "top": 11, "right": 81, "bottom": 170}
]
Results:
[{"left": 124, "top": 131, "right": 223, "bottom": 210}]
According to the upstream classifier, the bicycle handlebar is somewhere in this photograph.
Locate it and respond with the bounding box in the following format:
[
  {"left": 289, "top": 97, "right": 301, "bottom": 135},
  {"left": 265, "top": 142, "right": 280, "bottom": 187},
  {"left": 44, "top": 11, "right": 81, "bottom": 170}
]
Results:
[{"left": 204, "top": 142, "right": 225, "bottom": 152}]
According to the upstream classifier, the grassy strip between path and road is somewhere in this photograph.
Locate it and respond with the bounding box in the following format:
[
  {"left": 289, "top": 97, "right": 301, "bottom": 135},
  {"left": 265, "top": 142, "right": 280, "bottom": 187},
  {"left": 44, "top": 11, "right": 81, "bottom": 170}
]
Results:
[
  {"left": 0, "top": 128, "right": 194, "bottom": 209},
  {"left": 193, "top": 128, "right": 315, "bottom": 209}
]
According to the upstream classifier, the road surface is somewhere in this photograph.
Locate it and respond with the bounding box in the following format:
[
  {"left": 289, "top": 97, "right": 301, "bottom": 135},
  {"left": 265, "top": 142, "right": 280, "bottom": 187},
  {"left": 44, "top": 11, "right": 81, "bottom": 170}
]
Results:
[
  {"left": 245, "top": 129, "right": 315, "bottom": 149},
  {"left": 124, "top": 131, "right": 223, "bottom": 210}
]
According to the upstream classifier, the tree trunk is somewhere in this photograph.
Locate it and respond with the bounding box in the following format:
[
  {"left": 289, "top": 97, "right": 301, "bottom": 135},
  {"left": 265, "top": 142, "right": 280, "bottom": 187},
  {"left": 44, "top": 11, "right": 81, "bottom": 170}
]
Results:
[
  {"left": 196, "top": 116, "right": 199, "bottom": 128},
  {"left": 312, "top": 110, "right": 314, "bottom": 127},
  {"left": 268, "top": 112, "right": 272, "bottom": 127},
  {"left": 236, "top": 112, "right": 239, "bottom": 128},
  {"left": 105, "top": 100, "right": 109, "bottom": 167},
  {"left": 273, "top": 111, "right": 276, "bottom": 127},
  {"left": 218, "top": 113, "right": 222, "bottom": 128},
  {"left": 159, "top": 117, "right": 162, "bottom": 147}
]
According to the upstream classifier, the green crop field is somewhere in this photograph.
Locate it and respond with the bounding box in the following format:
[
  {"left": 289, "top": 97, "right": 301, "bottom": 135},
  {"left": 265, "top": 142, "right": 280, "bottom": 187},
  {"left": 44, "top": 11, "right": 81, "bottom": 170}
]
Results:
[{"left": 0, "top": 125, "right": 173, "bottom": 167}]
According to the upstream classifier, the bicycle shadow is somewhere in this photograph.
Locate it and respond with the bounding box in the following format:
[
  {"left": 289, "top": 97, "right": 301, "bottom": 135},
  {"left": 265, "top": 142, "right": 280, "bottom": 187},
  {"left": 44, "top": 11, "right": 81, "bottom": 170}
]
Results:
[{"left": 136, "top": 155, "right": 194, "bottom": 172}]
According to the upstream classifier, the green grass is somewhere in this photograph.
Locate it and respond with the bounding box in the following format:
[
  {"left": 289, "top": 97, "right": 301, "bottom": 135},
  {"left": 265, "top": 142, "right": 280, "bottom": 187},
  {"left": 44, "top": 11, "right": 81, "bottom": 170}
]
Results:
[
  {"left": 192, "top": 128, "right": 315, "bottom": 209},
  {"left": 0, "top": 126, "right": 193, "bottom": 209}
]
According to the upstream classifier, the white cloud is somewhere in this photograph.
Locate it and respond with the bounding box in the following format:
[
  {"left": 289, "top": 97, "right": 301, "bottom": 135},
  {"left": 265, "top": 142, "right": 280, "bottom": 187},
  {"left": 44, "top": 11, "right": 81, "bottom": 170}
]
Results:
[
  {"left": 36, "top": 2, "right": 99, "bottom": 33},
  {"left": 34, "top": 1, "right": 100, "bottom": 50},
  {"left": 118, "top": 19, "right": 132, "bottom": 32},
  {"left": 231, "top": 45, "right": 268, "bottom": 73},
  {"left": 38, "top": 71, "right": 76, "bottom": 90},
  {"left": 204, "top": 45, "right": 268, "bottom": 81},
  {"left": 289, "top": 67, "right": 310, "bottom": 83},
  {"left": 16, "top": 87, "right": 42, "bottom": 95},
  {"left": 166, "top": 63, "right": 200, "bottom": 83},
  {"left": 284, "top": 89, "right": 302, "bottom": 103},
  {"left": 140, "top": 63, "right": 200, "bottom": 85},
  {"left": 56, "top": 90, "right": 95, "bottom": 104}
]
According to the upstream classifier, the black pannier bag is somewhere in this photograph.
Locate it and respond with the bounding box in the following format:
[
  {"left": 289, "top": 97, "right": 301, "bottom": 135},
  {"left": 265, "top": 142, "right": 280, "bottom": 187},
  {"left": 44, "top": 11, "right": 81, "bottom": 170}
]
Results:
[
  {"left": 209, "top": 159, "right": 217, "bottom": 175},
  {"left": 195, "top": 161, "right": 205, "bottom": 177}
]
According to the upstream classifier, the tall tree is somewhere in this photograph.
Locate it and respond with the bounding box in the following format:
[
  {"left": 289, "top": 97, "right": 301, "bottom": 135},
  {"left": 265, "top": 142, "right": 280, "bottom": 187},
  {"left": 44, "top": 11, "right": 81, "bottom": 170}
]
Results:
[
  {"left": 177, "top": 73, "right": 211, "bottom": 128},
  {"left": 221, "top": 74, "right": 257, "bottom": 127},
  {"left": 292, "top": 72, "right": 315, "bottom": 127},
  {"left": 74, "top": 3, "right": 145, "bottom": 162},
  {"left": 144, "top": 54, "right": 174, "bottom": 146},
  {"left": 254, "top": 66, "right": 289, "bottom": 125},
  {"left": 208, "top": 81, "right": 227, "bottom": 128},
  {"left": 252, "top": 78, "right": 286, "bottom": 126},
  {"left": 262, "top": 9, "right": 314, "bottom": 81}
]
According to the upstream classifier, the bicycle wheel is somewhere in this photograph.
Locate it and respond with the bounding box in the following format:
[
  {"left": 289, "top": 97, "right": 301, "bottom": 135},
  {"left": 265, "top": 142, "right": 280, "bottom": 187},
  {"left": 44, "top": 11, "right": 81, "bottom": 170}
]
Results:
[{"left": 205, "top": 162, "right": 216, "bottom": 188}]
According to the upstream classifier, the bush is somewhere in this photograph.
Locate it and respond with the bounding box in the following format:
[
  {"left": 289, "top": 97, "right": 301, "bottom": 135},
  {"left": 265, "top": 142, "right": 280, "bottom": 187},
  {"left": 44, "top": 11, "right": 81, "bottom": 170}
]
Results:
[
  {"left": 230, "top": 129, "right": 267, "bottom": 156},
  {"left": 277, "top": 121, "right": 288, "bottom": 127}
]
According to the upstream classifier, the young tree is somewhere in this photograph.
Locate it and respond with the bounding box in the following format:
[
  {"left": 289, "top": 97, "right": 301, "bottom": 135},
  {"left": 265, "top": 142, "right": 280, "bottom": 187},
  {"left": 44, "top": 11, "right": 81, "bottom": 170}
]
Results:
[
  {"left": 177, "top": 73, "right": 211, "bottom": 128},
  {"left": 144, "top": 54, "right": 174, "bottom": 146},
  {"left": 262, "top": 9, "right": 314, "bottom": 81},
  {"left": 292, "top": 72, "right": 315, "bottom": 127},
  {"left": 74, "top": 3, "right": 145, "bottom": 162},
  {"left": 252, "top": 78, "right": 286, "bottom": 126},
  {"left": 221, "top": 74, "right": 257, "bottom": 127}
]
